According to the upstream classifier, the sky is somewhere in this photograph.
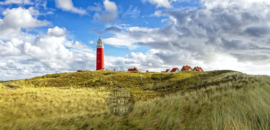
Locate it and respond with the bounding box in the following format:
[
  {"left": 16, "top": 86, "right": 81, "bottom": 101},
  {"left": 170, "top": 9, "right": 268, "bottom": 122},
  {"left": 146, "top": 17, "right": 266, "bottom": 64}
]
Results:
[{"left": 0, "top": 0, "right": 270, "bottom": 80}]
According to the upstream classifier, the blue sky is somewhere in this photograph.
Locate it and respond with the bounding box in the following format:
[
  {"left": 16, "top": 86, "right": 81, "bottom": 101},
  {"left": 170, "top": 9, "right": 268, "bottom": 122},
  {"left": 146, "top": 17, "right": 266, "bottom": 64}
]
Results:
[
  {"left": 0, "top": 0, "right": 201, "bottom": 57},
  {"left": 0, "top": 0, "right": 270, "bottom": 80}
]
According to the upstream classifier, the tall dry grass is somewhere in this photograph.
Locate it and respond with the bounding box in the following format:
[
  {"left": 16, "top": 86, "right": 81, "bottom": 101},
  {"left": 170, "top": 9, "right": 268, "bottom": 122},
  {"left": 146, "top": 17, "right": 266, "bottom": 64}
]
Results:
[{"left": 0, "top": 70, "right": 269, "bottom": 129}]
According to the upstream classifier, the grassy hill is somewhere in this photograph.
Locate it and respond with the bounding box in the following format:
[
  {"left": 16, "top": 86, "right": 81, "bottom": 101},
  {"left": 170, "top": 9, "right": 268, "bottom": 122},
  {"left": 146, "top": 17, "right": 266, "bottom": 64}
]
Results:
[{"left": 0, "top": 70, "right": 269, "bottom": 129}]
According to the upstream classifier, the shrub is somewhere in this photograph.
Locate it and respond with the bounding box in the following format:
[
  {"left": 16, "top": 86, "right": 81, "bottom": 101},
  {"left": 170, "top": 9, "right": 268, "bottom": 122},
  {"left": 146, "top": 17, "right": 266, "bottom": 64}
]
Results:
[{"left": 9, "top": 83, "right": 21, "bottom": 88}]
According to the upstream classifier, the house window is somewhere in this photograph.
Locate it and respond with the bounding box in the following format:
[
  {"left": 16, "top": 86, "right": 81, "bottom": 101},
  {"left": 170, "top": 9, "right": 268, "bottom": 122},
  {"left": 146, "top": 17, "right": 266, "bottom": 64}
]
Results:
[
  {"left": 98, "top": 61, "right": 100, "bottom": 62},
  {"left": 98, "top": 52, "right": 100, "bottom": 54},
  {"left": 188, "top": 69, "right": 191, "bottom": 71}
]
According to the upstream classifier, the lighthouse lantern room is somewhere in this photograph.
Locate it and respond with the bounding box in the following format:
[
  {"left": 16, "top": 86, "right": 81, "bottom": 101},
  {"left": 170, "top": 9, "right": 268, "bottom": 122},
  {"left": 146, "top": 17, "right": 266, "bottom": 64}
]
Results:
[{"left": 96, "top": 37, "right": 104, "bottom": 70}]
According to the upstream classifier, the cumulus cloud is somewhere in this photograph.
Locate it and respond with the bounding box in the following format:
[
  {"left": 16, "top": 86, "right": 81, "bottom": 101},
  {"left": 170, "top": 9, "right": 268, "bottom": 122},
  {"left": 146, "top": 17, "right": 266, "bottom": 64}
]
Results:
[
  {"left": 47, "top": 26, "right": 66, "bottom": 37},
  {"left": 0, "top": 26, "right": 95, "bottom": 80},
  {"left": 28, "top": 37, "right": 73, "bottom": 60},
  {"left": 0, "top": 38, "right": 24, "bottom": 56},
  {"left": 102, "top": 0, "right": 270, "bottom": 75},
  {"left": 25, "top": 26, "right": 91, "bottom": 60},
  {"left": 0, "top": 26, "right": 72, "bottom": 60},
  {"left": 93, "top": 0, "right": 118, "bottom": 23},
  {"left": 0, "top": 7, "right": 49, "bottom": 40},
  {"left": 55, "top": 0, "right": 86, "bottom": 15},
  {"left": 0, "top": 25, "right": 93, "bottom": 61}
]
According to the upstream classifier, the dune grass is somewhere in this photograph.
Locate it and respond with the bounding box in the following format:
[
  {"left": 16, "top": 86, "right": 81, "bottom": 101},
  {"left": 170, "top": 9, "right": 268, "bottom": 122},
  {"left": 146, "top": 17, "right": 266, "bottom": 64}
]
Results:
[
  {"left": 0, "top": 70, "right": 269, "bottom": 129},
  {"left": 0, "top": 83, "right": 6, "bottom": 88}
]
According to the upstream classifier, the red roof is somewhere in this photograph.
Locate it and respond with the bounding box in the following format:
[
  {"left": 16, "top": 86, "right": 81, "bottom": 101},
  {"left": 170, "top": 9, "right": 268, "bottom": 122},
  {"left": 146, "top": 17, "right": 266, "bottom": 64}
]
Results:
[
  {"left": 128, "top": 67, "right": 140, "bottom": 72},
  {"left": 193, "top": 66, "right": 204, "bottom": 72},
  {"left": 171, "top": 68, "right": 178, "bottom": 72},
  {"left": 161, "top": 69, "right": 169, "bottom": 73},
  {"left": 181, "top": 66, "right": 193, "bottom": 71},
  {"left": 134, "top": 67, "right": 140, "bottom": 72}
]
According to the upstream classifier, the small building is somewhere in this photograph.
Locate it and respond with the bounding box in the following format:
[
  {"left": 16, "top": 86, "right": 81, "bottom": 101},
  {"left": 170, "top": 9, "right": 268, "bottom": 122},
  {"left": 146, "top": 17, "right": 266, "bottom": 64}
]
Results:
[
  {"left": 161, "top": 69, "right": 167, "bottom": 73},
  {"left": 193, "top": 66, "right": 204, "bottom": 72},
  {"left": 128, "top": 67, "right": 140, "bottom": 72},
  {"left": 170, "top": 68, "right": 180, "bottom": 72},
  {"left": 181, "top": 65, "right": 193, "bottom": 71},
  {"left": 146, "top": 70, "right": 149, "bottom": 72},
  {"left": 161, "top": 69, "right": 168, "bottom": 73}
]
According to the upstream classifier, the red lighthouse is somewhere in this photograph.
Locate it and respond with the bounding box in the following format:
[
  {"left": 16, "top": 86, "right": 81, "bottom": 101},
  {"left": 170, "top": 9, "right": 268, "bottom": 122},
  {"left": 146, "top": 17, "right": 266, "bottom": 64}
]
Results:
[{"left": 96, "top": 37, "right": 104, "bottom": 70}]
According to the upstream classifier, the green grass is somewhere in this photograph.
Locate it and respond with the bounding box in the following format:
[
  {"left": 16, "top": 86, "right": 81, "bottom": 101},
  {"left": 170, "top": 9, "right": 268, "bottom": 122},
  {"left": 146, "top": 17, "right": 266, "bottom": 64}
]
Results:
[
  {"left": 0, "top": 81, "right": 8, "bottom": 84},
  {"left": 0, "top": 70, "right": 269, "bottom": 129}
]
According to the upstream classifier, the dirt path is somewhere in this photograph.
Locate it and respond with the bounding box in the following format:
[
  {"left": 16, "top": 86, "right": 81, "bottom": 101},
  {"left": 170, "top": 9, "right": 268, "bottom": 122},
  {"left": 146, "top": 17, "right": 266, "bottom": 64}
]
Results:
[{"left": 2, "top": 81, "right": 17, "bottom": 90}]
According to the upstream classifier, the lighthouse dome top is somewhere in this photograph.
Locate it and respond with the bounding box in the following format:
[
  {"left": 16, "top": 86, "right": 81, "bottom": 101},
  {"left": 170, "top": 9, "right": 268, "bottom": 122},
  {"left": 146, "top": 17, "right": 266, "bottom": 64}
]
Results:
[{"left": 97, "top": 37, "right": 104, "bottom": 48}]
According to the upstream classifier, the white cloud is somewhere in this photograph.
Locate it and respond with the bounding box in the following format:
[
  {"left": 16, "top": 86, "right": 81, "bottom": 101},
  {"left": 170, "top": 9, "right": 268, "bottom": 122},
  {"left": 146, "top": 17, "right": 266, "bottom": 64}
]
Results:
[
  {"left": 93, "top": 0, "right": 118, "bottom": 23},
  {"left": 0, "top": 39, "right": 23, "bottom": 56},
  {"left": 122, "top": 6, "right": 141, "bottom": 19},
  {"left": 142, "top": 0, "right": 174, "bottom": 8},
  {"left": 34, "top": 0, "right": 47, "bottom": 8},
  {"left": 103, "top": 36, "right": 138, "bottom": 50},
  {"left": 29, "top": 27, "right": 73, "bottom": 60},
  {"left": 0, "top": 26, "right": 74, "bottom": 60},
  {"left": 102, "top": 26, "right": 165, "bottom": 50},
  {"left": 55, "top": 0, "right": 86, "bottom": 15},
  {"left": 104, "top": 49, "right": 164, "bottom": 71},
  {"left": 0, "top": 7, "right": 49, "bottom": 40},
  {"left": 0, "top": 0, "right": 33, "bottom": 5},
  {"left": 0, "top": 26, "right": 95, "bottom": 80},
  {"left": 102, "top": 0, "right": 270, "bottom": 75},
  {"left": 199, "top": 54, "right": 270, "bottom": 75},
  {"left": 202, "top": 0, "right": 270, "bottom": 9},
  {"left": 73, "top": 41, "right": 89, "bottom": 50},
  {"left": 47, "top": 26, "right": 66, "bottom": 37},
  {"left": 24, "top": 42, "right": 46, "bottom": 58}
]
